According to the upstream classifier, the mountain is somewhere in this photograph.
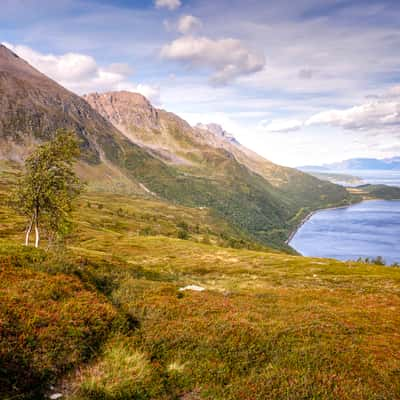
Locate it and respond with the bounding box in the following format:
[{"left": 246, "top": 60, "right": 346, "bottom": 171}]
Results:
[
  {"left": 0, "top": 44, "right": 351, "bottom": 249},
  {"left": 195, "top": 122, "right": 239, "bottom": 144},
  {"left": 300, "top": 157, "right": 400, "bottom": 171},
  {"left": 0, "top": 44, "right": 170, "bottom": 194},
  {"left": 84, "top": 91, "right": 351, "bottom": 217}
]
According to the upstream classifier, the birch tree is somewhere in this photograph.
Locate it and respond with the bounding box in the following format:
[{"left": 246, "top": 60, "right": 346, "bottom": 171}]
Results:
[{"left": 14, "top": 130, "right": 82, "bottom": 247}]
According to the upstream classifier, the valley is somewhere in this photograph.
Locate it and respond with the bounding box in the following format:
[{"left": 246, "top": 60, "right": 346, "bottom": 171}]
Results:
[
  {"left": 1, "top": 42, "right": 400, "bottom": 400},
  {"left": 0, "top": 44, "right": 354, "bottom": 251}
]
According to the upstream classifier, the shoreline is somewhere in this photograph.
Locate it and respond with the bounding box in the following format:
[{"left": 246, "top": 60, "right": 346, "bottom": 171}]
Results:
[
  {"left": 286, "top": 202, "right": 360, "bottom": 245},
  {"left": 286, "top": 197, "right": 400, "bottom": 246},
  {"left": 286, "top": 211, "right": 316, "bottom": 245}
]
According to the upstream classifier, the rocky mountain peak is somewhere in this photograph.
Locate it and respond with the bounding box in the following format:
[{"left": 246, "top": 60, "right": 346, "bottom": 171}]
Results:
[
  {"left": 0, "top": 44, "right": 52, "bottom": 85},
  {"left": 195, "top": 122, "right": 239, "bottom": 144},
  {"left": 83, "top": 91, "right": 160, "bottom": 134}
]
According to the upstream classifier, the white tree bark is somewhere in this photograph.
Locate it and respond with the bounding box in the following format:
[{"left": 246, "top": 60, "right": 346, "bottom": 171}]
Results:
[
  {"left": 34, "top": 220, "right": 40, "bottom": 248},
  {"left": 34, "top": 208, "right": 40, "bottom": 248},
  {"left": 25, "top": 219, "right": 33, "bottom": 246}
]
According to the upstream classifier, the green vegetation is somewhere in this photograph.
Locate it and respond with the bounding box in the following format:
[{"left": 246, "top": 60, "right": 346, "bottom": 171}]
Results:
[
  {"left": 353, "top": 184, "right": 400, "bottom": 200},
  {"left": 0, "top": 246, "right": 117, "bottom": 399},
  {"left": 119, "top": 143, "right": 353, "bottom": 251},
  {"left": 2, "top": 47, "right": 400, "bottom": 399},
  {"left": 1, "top": 164, "right": 400, "bottom": 399},
  {"left": 356, "top": 255, "right": 400, "bottom": 267},
  {"left": 12, "top": 131, "right": 82, "bottom": 247}
]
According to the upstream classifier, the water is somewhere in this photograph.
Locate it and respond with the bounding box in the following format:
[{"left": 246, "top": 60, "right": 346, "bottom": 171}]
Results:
[
  {"left": 332, "top": 169, "right": 400, "bottom": 187},
  {"left": 290, "top": 200, "right": 400, "bottom": 265}
]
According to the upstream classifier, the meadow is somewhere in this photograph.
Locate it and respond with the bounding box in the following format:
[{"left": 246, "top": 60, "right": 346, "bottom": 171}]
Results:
[{"left": 1, "top": 166, "right": 400, "bottom": 399}]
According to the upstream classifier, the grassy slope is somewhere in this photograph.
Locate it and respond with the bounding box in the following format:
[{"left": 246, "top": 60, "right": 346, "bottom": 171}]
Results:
[
  {"left": 348, "top": 184, "right": 400, "bottom": 200},
  {"left": 1, "top": 170, "right": 400, "bottom": 399},
  {"left": 0, "top": 246, "right": 118, "bottom": 400},
  {"left": 115, "top": 140, "right": 353, "bottom": 251}
]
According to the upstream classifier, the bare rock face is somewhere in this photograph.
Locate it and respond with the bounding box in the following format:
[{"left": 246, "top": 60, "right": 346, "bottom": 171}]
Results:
[
  {"left": 83, "top": 91, "right": 160, "bottom": 134},
  {"left": 0, "top": 44, "right": 164, "bottom": 195},
  {"left": 83, "top": 90, "right": 297, "bottom": 185},
  {"left": 0, "top": 44, "right": 123, "bottom": 164},
  {"left": 84, "top": 90, "right": 206, "bottom": 165},
  {"left": 195, "top": 123, "right": 239, "bottom": 144}
]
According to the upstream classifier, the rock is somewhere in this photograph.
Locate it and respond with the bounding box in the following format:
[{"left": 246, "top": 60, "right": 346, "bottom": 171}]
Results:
[
  {"left": 179, "top": 285, "right": 205, "bottom": 292},
  {"left": 49, "top": 394, "right": 63, "bottom": 400}
]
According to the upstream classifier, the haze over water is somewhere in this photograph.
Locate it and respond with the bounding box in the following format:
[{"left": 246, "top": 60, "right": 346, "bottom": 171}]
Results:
[
  {"left": 337, "top": 170, "right": 400, "bottom": 187},
  {"left": 290, "top": 200, "right": 400, "bottom": 265}
]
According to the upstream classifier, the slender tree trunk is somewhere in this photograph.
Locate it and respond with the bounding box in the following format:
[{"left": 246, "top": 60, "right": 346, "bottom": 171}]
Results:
[
  {"left": 34, "top": 208, "right": 40, "bottom": 248},
  {"left": 34, "top": 219, "right": 40, "bottom": 248},
  {"left": 25, "top": 218, "right": 33, "bottom": 246}
]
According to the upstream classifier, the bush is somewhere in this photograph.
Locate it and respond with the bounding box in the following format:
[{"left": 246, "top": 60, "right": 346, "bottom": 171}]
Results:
[
  {"left": 139, "top": 226, "right": 153, "bottom": 236},
  {"left": 356, "top": 256, "right": 386, "bottom": 266},
  {"left": 177, "top": 229, "right": 189, "bottom": 240},
  {"left": 176, "top": 221, "right": 189, "bottom": 231},
  {"left": 0, "top": 253, "right": 117, "bottom": 399}
]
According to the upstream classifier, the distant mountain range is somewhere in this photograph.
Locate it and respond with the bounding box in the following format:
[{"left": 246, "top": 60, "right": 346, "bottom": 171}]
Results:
[
  {"left": 0, "top": 43, "right": 352, "bottom": 250},
  {"left": 299, "top": 157, "right": 400, "bottom": 172}
]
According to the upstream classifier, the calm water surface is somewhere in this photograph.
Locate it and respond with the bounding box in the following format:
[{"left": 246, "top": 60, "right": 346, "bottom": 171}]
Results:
[
  {"left": 334, "top": 169, "right": 400, "bottom": 187},
  {"left": 290, "top": 200, "right": 400, "bottom": 264}
]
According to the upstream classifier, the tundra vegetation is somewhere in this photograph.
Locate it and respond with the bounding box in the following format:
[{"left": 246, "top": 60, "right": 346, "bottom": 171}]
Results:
[
  {"left": 1, "top": 46, "right": 400, "bottom": 399},
  {"left": 1, "top": 157, "right": 400, "bottom": 400}
]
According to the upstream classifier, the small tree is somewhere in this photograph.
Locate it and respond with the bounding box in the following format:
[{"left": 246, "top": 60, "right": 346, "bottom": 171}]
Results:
[{"left": 14, "top": 130, "right": 82, "bottom": 248}]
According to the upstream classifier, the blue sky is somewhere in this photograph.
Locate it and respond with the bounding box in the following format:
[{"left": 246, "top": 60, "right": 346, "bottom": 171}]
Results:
[{"left": 2, "top": 0, "right": 400, "bottom": 166}]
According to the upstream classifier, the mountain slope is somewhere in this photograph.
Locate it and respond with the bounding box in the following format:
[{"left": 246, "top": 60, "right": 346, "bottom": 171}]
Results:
[
  {"left": 0, "top": 45, "right": 351, "bottom": 249},
  {"left": 84, "top": 91, "right": 352, "bottom": 246},
  {"left": 0, "top": 44, "right": 166, "bottom": 195}
]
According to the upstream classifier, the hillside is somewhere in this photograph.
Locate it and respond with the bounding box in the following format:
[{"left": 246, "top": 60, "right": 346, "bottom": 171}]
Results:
[
  {"left": 0, "top": 45, "right": 353, "bottom": 249},
  {"left": 1, "top": 167, "right": 400, "bottom": 399},
  {"left": 348, "top": 184, "right": 400, "bottom": 200},
  {"left": 83, "top": 91, "right": 353, "bottom": 247}
]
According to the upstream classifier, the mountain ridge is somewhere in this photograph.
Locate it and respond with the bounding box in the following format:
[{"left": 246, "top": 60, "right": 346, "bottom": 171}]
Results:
[{"left": 0, "top": 44, "right": 352, "bottom": 249}]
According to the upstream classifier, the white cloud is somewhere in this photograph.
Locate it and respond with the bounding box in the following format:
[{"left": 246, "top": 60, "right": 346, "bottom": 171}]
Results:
[
  {"left": 306, "top": 100, "right": 400, "bottom": 132},
  {"left": 3, "top": 43, "right": 161, "bottom": 104},
  {"left": 105, "top": 63, "right": 134, "bottom": 76},
  {"left": 4, "top": 42, "right": 99, "bottom": 82},
  {"left": 380, "top": 85, "right": 400, "bottom": 99},
  {"left": 259, "top": 119, "right": 304, "bottom": 133},
  {"left": 161, "top": 36, "right": 265, "bottom": 85},
  {"left": 177, "top": 15, "right": 202, "bottom": 34},
  {"left": 179, "top": 112, "right": 244, "bottom": 135},
  {"left": 259, "top": 84, "right": 400, "bottom": 137},
  {"left": 135, "top": 84, "right": 161, "bottom": 105},
  {"left": 155, "top": 0, "right": 181, "bottom": 11}
]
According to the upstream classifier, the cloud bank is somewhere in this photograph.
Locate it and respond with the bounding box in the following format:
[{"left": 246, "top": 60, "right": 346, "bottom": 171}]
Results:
[
  {"left": 306, "top": 100, "right": 400, "bottom": 132},
  {"left": 161, "top": 35, "right": 265, "bottom": 85},
  {"left": 3, "top": 43, "right": 161, "bottom": 104},
  {"left": 260, "top": 119, "right": 304, "bottom": 133},
  {"left": 177, "top": 15, "right": 202, "bottom": 34},
  {"left": 155, "top": 0, "right": 181, "bottom": 11}
]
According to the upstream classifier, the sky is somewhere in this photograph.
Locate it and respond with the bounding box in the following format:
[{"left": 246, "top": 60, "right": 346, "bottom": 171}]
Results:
[{"left": 2, "top": 0, "right": 400, "bottom": 167}]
